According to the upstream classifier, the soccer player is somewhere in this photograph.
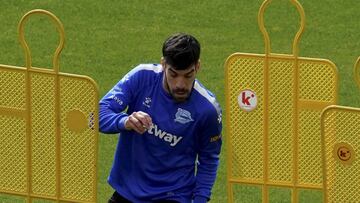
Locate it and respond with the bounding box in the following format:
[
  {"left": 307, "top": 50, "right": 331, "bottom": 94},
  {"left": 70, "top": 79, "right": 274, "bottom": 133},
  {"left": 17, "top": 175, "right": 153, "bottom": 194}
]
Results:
[{"left": 99, "top": 33, "right": 222, "bottom": 203}]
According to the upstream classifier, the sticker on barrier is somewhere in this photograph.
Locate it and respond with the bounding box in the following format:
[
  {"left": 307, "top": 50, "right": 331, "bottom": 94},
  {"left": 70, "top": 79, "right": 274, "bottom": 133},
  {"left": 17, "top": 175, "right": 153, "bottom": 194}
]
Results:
[
  {"left": 0, "top": 10, "right": 99, "bottom": 203},
  {"left": 225, "top": 0, "right": 338, "bottom": 202},
  {"left": 238, "top": 89, "right": 258, "bottom": 112},
  {"left": 321, "top": 57, "right": 360, "bottom": 203}
]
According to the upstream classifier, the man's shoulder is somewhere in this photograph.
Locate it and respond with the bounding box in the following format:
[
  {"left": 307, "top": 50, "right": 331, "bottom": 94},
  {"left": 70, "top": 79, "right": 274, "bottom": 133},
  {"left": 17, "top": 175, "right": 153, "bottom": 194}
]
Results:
[
  {"left": 193, "top": 81, "right": 221, "bottom": 116},
  {"left": 131, "top": 63, "right": 163, "bottom": 75},
  {"left": 125, "top": 64, "right": 163, "bottom": 84}
]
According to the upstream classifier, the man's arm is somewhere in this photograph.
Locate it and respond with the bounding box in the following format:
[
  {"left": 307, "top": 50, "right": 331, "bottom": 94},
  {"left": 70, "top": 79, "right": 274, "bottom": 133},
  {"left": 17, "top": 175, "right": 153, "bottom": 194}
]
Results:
[
  {"left": 99, "top": 67, "right": 153, "bottom": 134},
  {"left": 99, "top": 76, "right": 133, "bottom": 134},
  {"left": 193, "top": 110, "right": 222, "bottom": 203}
]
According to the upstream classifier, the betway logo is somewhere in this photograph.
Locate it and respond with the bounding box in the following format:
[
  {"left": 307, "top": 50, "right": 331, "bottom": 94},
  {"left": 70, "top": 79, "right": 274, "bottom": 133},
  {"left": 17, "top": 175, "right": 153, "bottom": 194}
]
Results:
[{"left": 147, "top": 124, "right": 183, "bottom": 147}]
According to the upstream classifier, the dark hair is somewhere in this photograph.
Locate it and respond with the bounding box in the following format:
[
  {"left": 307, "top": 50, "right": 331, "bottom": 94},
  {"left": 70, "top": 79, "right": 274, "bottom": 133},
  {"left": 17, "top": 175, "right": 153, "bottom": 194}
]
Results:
[{"left": 162, "top": 33, "right": 200, "bottom": 70}]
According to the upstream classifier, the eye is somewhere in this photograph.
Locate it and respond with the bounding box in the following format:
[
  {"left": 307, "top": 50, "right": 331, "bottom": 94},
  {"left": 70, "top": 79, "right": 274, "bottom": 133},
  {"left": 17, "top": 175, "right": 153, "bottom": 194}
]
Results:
[
  {"left": 169, "top": 72, "right": 177, "bottom": 78},
  {"left": 185, "top": 73, "right": 193, "bottom": 79},
  {"left": 168, "top": 69, "right": 178, "bottom": 78}
]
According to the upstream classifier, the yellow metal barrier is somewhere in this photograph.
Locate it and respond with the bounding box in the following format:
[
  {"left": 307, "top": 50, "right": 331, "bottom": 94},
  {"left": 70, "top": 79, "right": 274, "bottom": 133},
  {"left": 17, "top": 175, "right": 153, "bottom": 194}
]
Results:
[
  {"left": 0, "top": 9, "right": 99, "bottom": 203},
  {"left": 355, "top": 57, "right": 360, "bottom": 90},
  {"left": 225, "top": 0, "right": 338, "bottom": 202},
  {"left": 321, "top": 57, "right": 360, "bottom": 203}
]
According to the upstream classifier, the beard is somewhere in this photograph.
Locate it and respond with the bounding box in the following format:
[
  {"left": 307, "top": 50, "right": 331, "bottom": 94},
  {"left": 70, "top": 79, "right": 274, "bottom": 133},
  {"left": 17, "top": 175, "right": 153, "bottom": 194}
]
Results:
[
  {"left": 169, "top": 88, "right": 190, "bottom": 102},
  {"left": 163, "top": 70, "right": 193, "bottom": 102}
]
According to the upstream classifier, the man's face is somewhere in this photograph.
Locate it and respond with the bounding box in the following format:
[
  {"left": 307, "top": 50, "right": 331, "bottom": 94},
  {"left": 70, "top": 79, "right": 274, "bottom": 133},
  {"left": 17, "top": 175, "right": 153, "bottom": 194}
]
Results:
[{"left": 162, "top": 60, "right": 200, "bottom": 102}]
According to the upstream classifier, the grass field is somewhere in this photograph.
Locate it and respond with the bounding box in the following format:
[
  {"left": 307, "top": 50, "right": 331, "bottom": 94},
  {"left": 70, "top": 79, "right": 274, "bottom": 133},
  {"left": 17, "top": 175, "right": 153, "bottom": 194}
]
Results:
[{"left": 1, "top": 0, "right": 360, "bottom": 202}]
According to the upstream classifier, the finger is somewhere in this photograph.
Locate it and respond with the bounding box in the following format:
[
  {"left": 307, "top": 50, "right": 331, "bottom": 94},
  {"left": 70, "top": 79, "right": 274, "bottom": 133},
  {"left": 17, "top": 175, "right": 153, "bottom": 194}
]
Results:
[
  {"left": 139, "top": 111, "right": 152, "bottom": 127},
  {"left": 128, "top": 115, "right": 146, "bottom": 134},
  {"left": 143, "top": 113, "right": 153, "bottom": 126},
  {"left": 135, "top": 111, "right": 152, "bottom": 129}
]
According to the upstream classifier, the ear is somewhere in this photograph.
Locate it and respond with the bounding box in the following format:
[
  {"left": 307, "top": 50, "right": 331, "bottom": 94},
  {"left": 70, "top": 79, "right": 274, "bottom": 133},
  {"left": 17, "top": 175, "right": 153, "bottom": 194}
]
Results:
[
  {"left": 195, "top": 60, "right": 201, "bottom": 72},
  {"left": 160, "top": 57, "right": 166, "bottom": 70}
]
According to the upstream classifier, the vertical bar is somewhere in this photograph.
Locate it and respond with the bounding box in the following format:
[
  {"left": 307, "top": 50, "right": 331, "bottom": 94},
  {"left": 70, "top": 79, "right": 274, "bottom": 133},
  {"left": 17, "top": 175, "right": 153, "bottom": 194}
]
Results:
[
  {"left": 225, "top": 57, "right": 234, "bottom": 203},
  {"left": 92, "top": 106, "right": 99, "bottom": 202},
  {"left": 25, "top": 67, "right": 32, "bottom": 203},
  {"left": 262, "top": 55, "right": 270, "bottom": 203},
  {"left": 320, "top": 108, "right": 329, "bottom": 203},
  {"left": 227, "top": 182, "right": 234, "bottom": 203},
  {"left": 354, "top": 56, "right": 360, "bottom": 89},
  {"left": 290, "top": 1, "right": 305, "bottom": 202},
  {"left": 55, "top": 74, "right": 61, "bottom": 202},
  {"left": 258, "top": 1, "right": 272, "bottom": 201},
  {"left": 292, "top": 57, "right": 300, "bottom": 203}
]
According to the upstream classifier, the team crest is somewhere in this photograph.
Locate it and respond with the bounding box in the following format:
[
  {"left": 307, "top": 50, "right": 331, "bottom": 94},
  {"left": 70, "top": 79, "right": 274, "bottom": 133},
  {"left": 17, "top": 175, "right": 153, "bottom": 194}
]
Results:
[{"left": 174, "top": 108, "right": 194, "bottom": 124}]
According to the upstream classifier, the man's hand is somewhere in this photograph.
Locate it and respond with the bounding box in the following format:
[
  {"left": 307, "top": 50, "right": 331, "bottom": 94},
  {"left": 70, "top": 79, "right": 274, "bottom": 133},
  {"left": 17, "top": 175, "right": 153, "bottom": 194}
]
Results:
[{"left": 124, "top": 111, "right": 152, "bottom": 134}]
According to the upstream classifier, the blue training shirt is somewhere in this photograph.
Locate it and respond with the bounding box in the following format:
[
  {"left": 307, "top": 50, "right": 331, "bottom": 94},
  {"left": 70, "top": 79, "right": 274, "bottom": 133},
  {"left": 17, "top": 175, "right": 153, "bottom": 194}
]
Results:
[{"left": 99, "top": 64, "right": 222, "bottom": 203}]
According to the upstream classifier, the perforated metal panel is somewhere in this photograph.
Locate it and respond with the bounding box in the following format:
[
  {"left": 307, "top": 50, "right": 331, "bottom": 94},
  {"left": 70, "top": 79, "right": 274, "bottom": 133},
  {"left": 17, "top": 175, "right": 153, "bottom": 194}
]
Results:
[
  {"left": 226, "top": 55, "right": 265, "bottom": 183},
  {"left": 322, "top": 106, "right": 360, "bottom": 203},
  {"left": 0, "top": 69, "right": 27, "bottom": 194},
  {"left": 321, "top": 57, "right": 360, "bottom": 203},
  {"left": 0, "top": 10, "right": 98, "bottom": 203},
  {"left": 60, "top": 76, "right": 98, "bottom": 201},
  {"left": 225, "top": 1, "right": 338, "bottom": 202}
]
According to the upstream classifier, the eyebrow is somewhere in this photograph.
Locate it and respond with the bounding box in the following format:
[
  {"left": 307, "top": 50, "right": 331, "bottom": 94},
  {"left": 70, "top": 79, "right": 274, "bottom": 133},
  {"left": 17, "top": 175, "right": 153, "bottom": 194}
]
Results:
[
  {"left": 169, "top": 68, "right": 177, "bottom": 75},
  {"left": 169, "top": 67, "right": 195, "bottom": 76},
  {"left": 185, "top": 69, "right": 195, "bottom": 76}
]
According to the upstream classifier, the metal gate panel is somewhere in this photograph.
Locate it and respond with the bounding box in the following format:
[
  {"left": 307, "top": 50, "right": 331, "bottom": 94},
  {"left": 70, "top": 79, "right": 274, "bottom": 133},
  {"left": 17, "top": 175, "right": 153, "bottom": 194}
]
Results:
[
  {"left": 60, "top": 75, "right": 98, "bottom": 201},
  {"left": 226, "top": 55, "right": 265, "bottom": 183},
  {"left": 225, "top": 1, "right": 338, "bottom": 202},
  {"left": 321, "top": 106, "right": 360, "bottom": 203},
  {"left": 321, "top": 57, "right": 360, "bottom": 203},
  {"left": 0, "top": 68, "right": 27, "bottom": 194},
  {"left": 0, "top": 10, "right": 99, "bottom": 203}
]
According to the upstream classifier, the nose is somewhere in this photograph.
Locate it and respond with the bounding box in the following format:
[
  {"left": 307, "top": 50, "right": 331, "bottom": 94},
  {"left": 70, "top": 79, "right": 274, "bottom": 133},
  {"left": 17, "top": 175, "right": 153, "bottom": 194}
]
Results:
[{"left": 175, "top": 77, "right": 186, "bottom": 90}]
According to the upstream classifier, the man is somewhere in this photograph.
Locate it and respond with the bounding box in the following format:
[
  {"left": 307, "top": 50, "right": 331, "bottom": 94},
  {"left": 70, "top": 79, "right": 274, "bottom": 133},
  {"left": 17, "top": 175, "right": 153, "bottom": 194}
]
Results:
[{"left": 99, "top": 33, "right": 222, "bottom": 203}]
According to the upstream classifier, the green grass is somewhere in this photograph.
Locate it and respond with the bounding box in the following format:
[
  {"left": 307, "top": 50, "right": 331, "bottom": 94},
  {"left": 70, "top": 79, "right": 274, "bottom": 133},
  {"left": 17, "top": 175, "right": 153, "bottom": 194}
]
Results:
[{"left": 1, "top": 0, "right": 360, "bottom": 202}]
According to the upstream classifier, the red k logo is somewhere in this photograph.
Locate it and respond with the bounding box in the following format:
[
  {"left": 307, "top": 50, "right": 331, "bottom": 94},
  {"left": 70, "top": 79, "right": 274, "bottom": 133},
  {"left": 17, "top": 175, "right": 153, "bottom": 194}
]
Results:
[
  {"left": 242, "top": 91, "right": 253, "bottom": 105},
  {"left": 238, "top": 89, "right": 257, "bottom": 112}
]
